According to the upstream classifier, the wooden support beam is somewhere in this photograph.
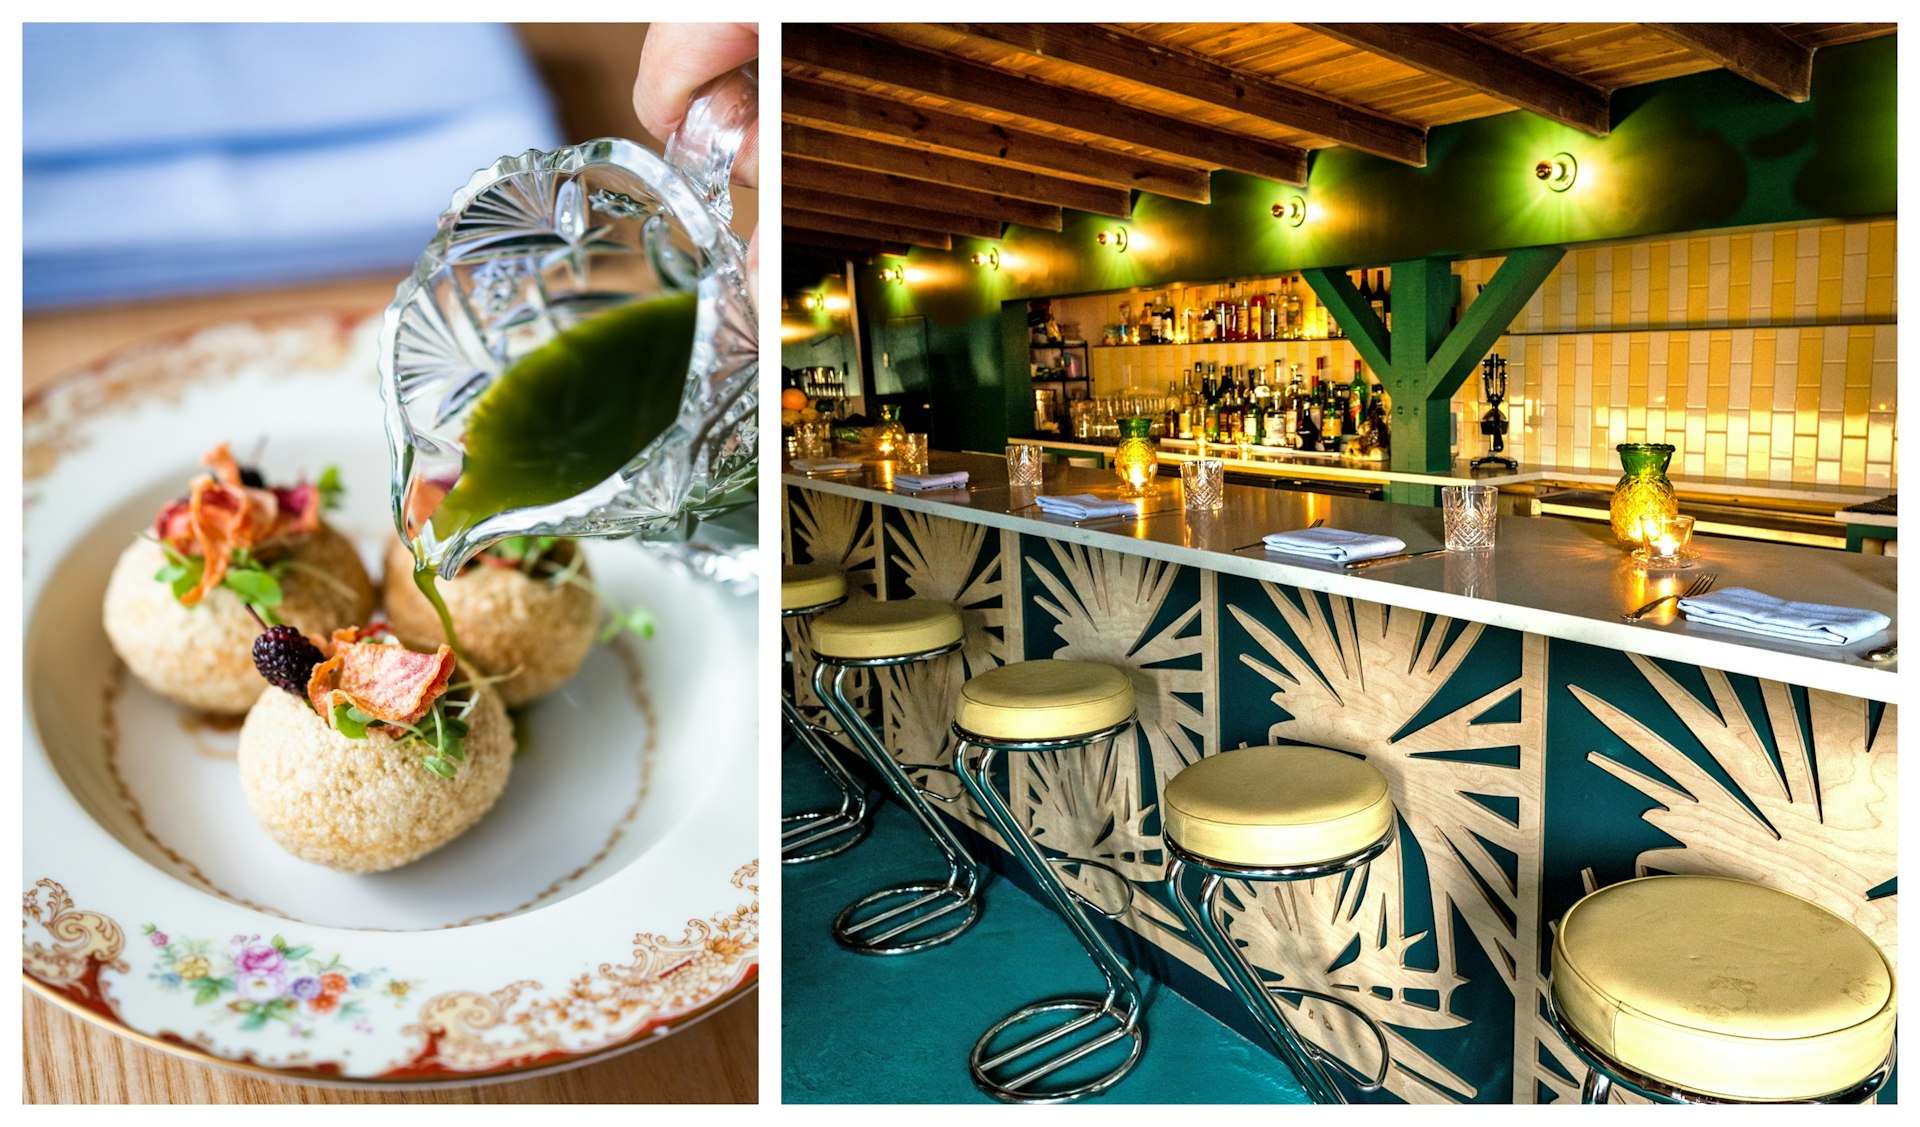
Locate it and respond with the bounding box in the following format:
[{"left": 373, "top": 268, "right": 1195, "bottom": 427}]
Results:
[
  {"left": 955, "top": 23, "right": 1427, "bottom": 167},
  {"left": 1647, "top": 24, "right": 1813, "bottom": 102},
  {"left": 783, "top": 208, "right": 953, "bottom": 251},
  {"left": 785, "top": 233, "right": 908, "bottom": 261},
  {"left": 786, "top": 25, "right": 1308, "bottom": 185},
  {"left": 1303, "top": 247, "right": 1563, "bottom": 484},
  {"left": 783, "top": 186, "right": 1004, "bottom": 241},
  {"left": 784, "top": 157, "right": 1063, "bottom": 232},
  {"left": 784, "top": 123, "right": 1132, "bottom": 218},
  {"left": 782, "top": 74, "right": 1211, "bottom": 203},
  {"left": 1305, "top": 23, "right": 1610, "bottom": 137}
]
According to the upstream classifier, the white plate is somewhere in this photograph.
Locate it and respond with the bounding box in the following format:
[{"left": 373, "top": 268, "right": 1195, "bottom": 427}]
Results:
[{"left": 23, "top": 314, "right": 757, "bottom": 1086}]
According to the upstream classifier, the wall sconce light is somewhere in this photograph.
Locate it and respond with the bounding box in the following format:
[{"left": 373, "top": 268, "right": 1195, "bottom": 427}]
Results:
[
  {"left": 1270, "top": 196, "right": 1307, "bottom": 226},
  {"left": 877, "top": 265, "right": 905, "bottom": 283},
  {"left": 1535, "top": 152, "right": 1577, "bottom": 192},
  {"left": 970, "top": 248, "right": 1000, "bottom": 270},
  {"left": 801, "top": 291, "right": 824, "bottom": 310},
  {"left": 1096, "top": 228, "right": 1129, "bottom": 252}
]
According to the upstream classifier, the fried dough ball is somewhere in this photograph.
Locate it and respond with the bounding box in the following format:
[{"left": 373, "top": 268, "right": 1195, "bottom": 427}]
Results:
[
  {"left": 102, "top": 523, "right": 375, "bottom": 715},
  {"left": 236, "top": 680, "right": 512, "bottom": 873},
  {"left": 381, "top": 538, "right": 597, "bottom": 707}
]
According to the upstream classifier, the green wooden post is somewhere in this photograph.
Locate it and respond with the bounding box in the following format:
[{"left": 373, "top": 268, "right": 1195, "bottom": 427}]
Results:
[{"left": 1303, "top": 247, "right": 1565, "bottom": 505}]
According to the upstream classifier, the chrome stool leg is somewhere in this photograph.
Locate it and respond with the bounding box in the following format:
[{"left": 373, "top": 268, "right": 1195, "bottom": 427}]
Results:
[
  {"left": 1162, "top": 830, "right": 1396, "bottom": 1105},
  {"left": 780, "top": 693, "right": 871, "bottom": 863},
  {"left": 954, "top": 726, "right": 1146, "bottom": 1103},
  {"left": 816, "top": 653, "right": 985, "bottom": 954},
  {"left": 780, "top": 598, "right": 871, "bottom": 864}
]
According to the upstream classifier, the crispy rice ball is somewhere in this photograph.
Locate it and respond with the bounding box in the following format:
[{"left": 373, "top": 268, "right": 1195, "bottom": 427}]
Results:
[
  {"left": 102, "top": 524, "right": 376, "bottom": 715},
  {"left": 237, "top": 679, "right": 513, "bottom": 873},
  {"left": 381, "top": 538, "right": 597, "bottom": 707}
]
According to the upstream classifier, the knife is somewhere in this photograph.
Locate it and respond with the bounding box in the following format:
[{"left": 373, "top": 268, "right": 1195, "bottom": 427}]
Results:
[{"left": 1343, "top": 548, "right": 1449, "bottom": 571}]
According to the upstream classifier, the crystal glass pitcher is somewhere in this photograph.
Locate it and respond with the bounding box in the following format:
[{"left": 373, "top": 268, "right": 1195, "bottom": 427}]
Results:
[{"left": 379, "top": 66, "right": 758, "bottom": 580}]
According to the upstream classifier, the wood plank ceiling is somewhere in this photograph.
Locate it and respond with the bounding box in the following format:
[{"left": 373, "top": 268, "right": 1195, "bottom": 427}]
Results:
[{"left": 781, "top": 22, "right": 1894, "bottom": 260}]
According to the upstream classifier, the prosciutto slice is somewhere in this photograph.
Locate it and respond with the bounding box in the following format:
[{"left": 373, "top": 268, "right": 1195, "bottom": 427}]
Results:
[
  {"left": 153, "top": 443, "right": 327, "bottom": 605},
  {"left": 306, "top": 627, "right": 456, "bottom": 727}
]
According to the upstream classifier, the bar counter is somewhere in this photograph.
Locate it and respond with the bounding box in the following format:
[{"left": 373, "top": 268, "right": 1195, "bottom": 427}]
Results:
[
  {"left": 780, "top": 450, "right": 1897, "bottom": 1105},
  {"left": 792, "top": 451, "right": 1896, "bottom": 701}
]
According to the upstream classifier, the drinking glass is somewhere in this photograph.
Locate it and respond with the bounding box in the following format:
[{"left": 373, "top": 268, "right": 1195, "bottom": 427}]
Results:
[
  {"left": 1441, "top": 484, "right": 1499, "bottom": 550},
  {"left": 380, "top": 67, "right": 758, "bottom": 580},
  {"left": 794, "top": 421, "right": 830, "bottom": 460},
  {"left": 903, "top": 432, "right": 930, "bottom": 473},
  {"left": 1181, "top": 459, "right": 1225, "bottom": 511},
  {"left": 1006, "top": 444, "right": 1044, "bottom": 487}
]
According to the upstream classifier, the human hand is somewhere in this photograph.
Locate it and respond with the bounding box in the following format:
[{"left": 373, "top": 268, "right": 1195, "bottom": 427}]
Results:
[{"left": 634, "top": 23, "right": 758, "bottom": 297}]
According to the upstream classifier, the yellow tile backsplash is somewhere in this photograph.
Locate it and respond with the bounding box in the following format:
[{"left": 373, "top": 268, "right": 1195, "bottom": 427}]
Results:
[{"left": 1458, "top": 217, "right": 1895, "bottom": 490}]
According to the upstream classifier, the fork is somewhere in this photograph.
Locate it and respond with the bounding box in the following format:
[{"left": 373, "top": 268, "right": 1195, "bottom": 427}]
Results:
[{"left": 1623, "top": 572, "right": 1717, "bottom": 622}]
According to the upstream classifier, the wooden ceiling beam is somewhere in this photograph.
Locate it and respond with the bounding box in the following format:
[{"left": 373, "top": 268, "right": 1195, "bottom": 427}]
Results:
[
  {"left": 785, "top": 232, "right": 909, "bottom": 260},
  {"left": 954, "top": 22, "right": 1428, "bottom": 167},
  {"left": 1304, "top": 23, "right": 1611, "bottom": 136},
  {"left": 783, "top": 185, "right": 1005, "bottom": 241},
  {"left": 1646, "top": 23, "right": 1813, "bottom": 102},
  {"left": 782, "top": 73, "right": 1212, "bottom": 203},
  {"left": 786, "top": 25, "right": 1308, "bottom": 185},
  {"left": 783, "top": 157, "right": 1065, "bottom": 231},
  {"left": 784, "top": 122, "right": 1132, "bottom": 218},
  {"left": 783, "top": 208, "right": 954, "bottom": 251}
]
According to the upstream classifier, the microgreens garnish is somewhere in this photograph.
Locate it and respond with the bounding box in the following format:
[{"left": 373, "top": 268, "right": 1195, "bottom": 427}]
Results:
[
  {"left": 155, "top": 543, "right": 289, "bottom": 625},
  {"left": 315, "top": 465, "right": 345, "bottom": 511}
]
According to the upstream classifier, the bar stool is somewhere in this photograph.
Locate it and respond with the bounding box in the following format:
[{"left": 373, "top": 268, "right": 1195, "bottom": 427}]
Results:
[
  {"left": 812, "top": 598, "right": 986, "bottom": 954},
  {"left": 952, "top": 659, "right": 1145, "bottom": 1103},
  {"left": 1546, "top": 874, "right": 1896, "bottom": 1104},
  {"left": 1160, "top": 744, "right": 1398, "bottom": 1105},
  {"left": 780, "top": 563, "right": 869, "bottom": 864}
]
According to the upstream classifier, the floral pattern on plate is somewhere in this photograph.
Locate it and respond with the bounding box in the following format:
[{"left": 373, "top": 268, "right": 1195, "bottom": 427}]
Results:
[{"left": 142, "top": 925, "right": 412, "bottom": 1035}]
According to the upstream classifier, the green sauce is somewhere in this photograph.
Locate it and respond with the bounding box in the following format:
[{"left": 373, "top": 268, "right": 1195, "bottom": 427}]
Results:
[{"left": 407, "top": 292, "right": 700, "bottom": 657}]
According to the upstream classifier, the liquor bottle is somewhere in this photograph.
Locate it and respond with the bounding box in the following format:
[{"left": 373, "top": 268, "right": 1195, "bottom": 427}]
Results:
[
  {"left": 1178, "top": 369, "right": 1195, "bottom": 438},
  {"left": 1249, "top": 289, "right": 1266, "bottom": 342},
  {"left": 1296, "top": 375, "right": 1321, "bottom": 452},
  {"left": 1204, "top": 382, "right": 1221, "bottom": 441},
  {"left": 1199, "top": 303, "right": 1217, "bottom": 343},
  {"left": 1369, "top": 270, "right": 1387, "bottom": 328},
  {"left": 1284, "top": 278, "right": 1303, "bottom": 340},
  {"left": 1356, "top": 270, "right": 1374, "bottom": 316},
  {"left": 1237, "top": 285, "right": 1252, "bottom": 343},
  {"left": 1282, "top": 365, "right": 1303, "bottom": 448},
  {"left": 1149, "top": 299, "right": 1164, "bottom": 344},
  {"left": 1347, "top": 363, "right": 1364, "bottom": 435},
  {"left": 1377, "top": 271, "right": 1392, "bottom": 333},
  {"left": 1218, "top": 365, "right": 1238, "bottom": 440},
  {"left": 1322, "top": 376, "right": 1342, "bottom": 443}
]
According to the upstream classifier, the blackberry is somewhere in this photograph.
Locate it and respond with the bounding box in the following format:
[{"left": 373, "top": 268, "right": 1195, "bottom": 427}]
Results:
[
  {"left": 253, "top": 626, "right": 324, "bottom": 696},
  {"left": 238, "top": 466, "right": 266, "bottom": 488}
]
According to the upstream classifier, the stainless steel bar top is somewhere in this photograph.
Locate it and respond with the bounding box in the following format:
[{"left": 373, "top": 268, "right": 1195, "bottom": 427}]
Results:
[{"left": 785, "top": 451, "right": 1898, "bottom": 703}]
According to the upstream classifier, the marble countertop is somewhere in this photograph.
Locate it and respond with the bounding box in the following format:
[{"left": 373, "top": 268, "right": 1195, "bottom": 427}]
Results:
[
  {"left": 1007, "top": 436, "right": 1889, "bottom": 508},
  {"left": 785, "top": 452, "right": 1899, "bottom": 702}
]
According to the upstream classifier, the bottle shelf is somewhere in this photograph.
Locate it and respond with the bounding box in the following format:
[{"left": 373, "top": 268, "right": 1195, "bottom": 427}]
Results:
[{"left": 1090, "top": 339, "right": 1350, "bottom": 349}]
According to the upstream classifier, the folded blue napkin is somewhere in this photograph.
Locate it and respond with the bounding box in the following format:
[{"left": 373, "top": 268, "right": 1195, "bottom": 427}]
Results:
[
  {"left": 1262, "top": 527, "right": 1407, "bottom": 563},
  {"left": 894, "top": 471, "right": 969, "bottom": 491},
  {"left": 1677, "top": 587, "right": 1891, "bottom": 646},
  {"left": 24, "top": 24, "right": 561, "bottom": 308},
  {"left": 1035, "top": 494, "right": 1137, "bottom": 519},
  {"left": 791, "top": 458, "right": 862, "bottom": 473}
]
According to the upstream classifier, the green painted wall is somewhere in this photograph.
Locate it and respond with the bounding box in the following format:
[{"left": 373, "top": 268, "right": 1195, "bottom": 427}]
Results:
[{"left": 789, "top": 36, "right": 1896, "bottom": 448}]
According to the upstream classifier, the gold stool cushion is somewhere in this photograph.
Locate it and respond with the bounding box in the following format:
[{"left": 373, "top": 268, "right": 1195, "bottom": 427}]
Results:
[
  {"left": 1162, "top": 745, "right": 1393, "bottom": 868},
  {"left": 1551, "top": 874, "right": 1896, "bottom": 1102},
  {"left": 954, "top": 660, "right": 1134, "bottom": 742},
  {"left": 782, "top": 563, "right": 846, "bottom": 611},
  {"left": 811, "top": 599, "right": 963, "bottom": 661}
]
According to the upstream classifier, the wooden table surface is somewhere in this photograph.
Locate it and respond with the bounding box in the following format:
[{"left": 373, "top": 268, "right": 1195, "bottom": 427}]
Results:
[{"left": 22, "top": 274, "right": 761, "bottom": 1104}]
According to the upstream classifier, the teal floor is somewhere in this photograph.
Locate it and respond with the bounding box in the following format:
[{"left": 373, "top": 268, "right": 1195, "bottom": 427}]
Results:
[{"left": 780, "top": 744, "right": 1310, "bottom": 1104}]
